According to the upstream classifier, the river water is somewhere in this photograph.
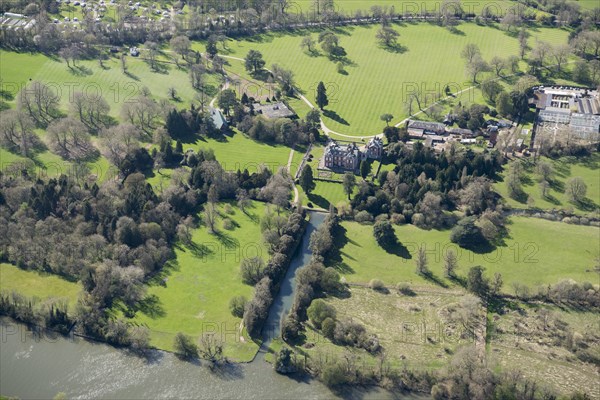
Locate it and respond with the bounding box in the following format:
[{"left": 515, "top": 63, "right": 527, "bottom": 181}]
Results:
[{"left": 0, "top": 212, "right": 425, "bottom": 400}]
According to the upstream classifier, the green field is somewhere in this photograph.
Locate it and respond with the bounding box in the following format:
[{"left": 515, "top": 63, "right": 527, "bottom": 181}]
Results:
[
  {"left": 0, "top": 127, "right": 116, "bottom": 183},
  {"left": 0, "top": 50, "right": 223, "bottom": 182},
  {"left": 194, "top": 130, "right": 292, "bottom": 174},
  {"left": 203, "top": 23, "right": 569, "bottom": 136},
  {"left": 147, "top": 130, "right": 293, "bottom": 191},
  {"left": 295, "top": 0, "right": 600, "bottom": 14},
  {"left": 0, "top": 50, "right": 219, "bottom": 116},
  {"left": 332, "top": 217, "right": 599, "bottom": 293},
  {"left": 300, "top": 180, "right": 349, "bottom": 210},
  {"left": 495, "top": 154, "right": 600, "bottom": 215},
  {"left": 130, "top": 201, "right": 272, "bottom": 361},
  {"left": 295, "top": 0, "right": 511, "bottom": 15},
  {"left": 0, "top": 263, "right": 81, "bottom": 312}
]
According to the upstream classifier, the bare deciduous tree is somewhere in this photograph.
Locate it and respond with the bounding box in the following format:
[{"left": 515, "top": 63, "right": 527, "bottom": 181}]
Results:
[
  {"left": 99, "top": 124, "right": 142, "bottom": 166},
  {"left": 550, "top": 44, "right": 571, "bottom": 73},
  {"left": 203, "top": 202, "right": 218, "bottom": 233},
  {"left": 70, "top": 91, "right": 110, "bottom": 131},
  {"left": 47, "top": 117, "right": 97, "bottom": 161},
  {"left": 17, "top": 81, "right": 59, "bottom": 126},
  {"left": 0, "top": 109, "right": 39, "bottom": 157},
  {"left": 461, "top": 43, "right": 481, "bottom": 64},
  {"left": 120, "top": 95, "right": 160, "bottom": 134}
]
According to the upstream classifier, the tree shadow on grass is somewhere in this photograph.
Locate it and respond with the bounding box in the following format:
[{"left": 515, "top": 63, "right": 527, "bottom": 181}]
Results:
[
  {"left": 249, "top": 69, "right": 273, "bottom": 83},
  {"left": 372, "top": 286, "right": 391, "bottom": 295},
  {"left": 421, "top": 271, "right": 448, "bottom": 288},
  {"left": 135, "top": 294, "right": 166, "bottom": 319},
  {"left": 510, "top": 190, "right": 528, "bottom": 204},
  {"left": 307, "top": 192, "right": 330, "bottom": 209},
  {"left": 206, "top": 130, "right": 230, "bottom": 143},
  {"left": 461, "top": 240, "right": 496, "bottom": 255},
  {"left": 575, "top": 197, "right": 599, "bottom": 212},
  {"left": 305, "top": 49, "right": 322, "bottom": 58},
  {"left": 447, "top": 26, "right": 466, "bottom": 36},
  {"left": 322, "top": 110, "right": 349, "bottom": 126},
  {"left": 520, "top": 173, "right": 534, "bottom": 187},
  {"left": 187, "top": 241, "right": 216, "bottom": 258},
  {"left": 145, "top": 258, "right": 181, "bottom": 287},
  {"left": 119, "top": 293, "right": 165, "bottom": 319},
  {"left": 450, "top": 274, "right": 468, "bottom": 289},
  {"left": 541, "top": 193, "right": 561, "bottom": 205},
  {"left": 379, "top": 43, "right": 408, "bottom": 54},
  {"left": 578, "top": 154, "right": 600, "bottom": 170},
  {"left": 548, "top": 178, "right": 565, "bottom": 193},
  {"left": 327, "top": 223, "right": 348, "bottom": 263},
  {"left": 0, "top": 87, "right": 15, "bottom": 101},
  {"left": 147, "top": 59, "right": 171, "bottom": 74},
  {"left": 329, "top": 383, "right": 390, "bottom": 399},
  {"left": 381, "top": 240, "right": 411, "bottom": 259},
  {"left": 215, "top": 230, "right": 240, "bottom": 249},
  {"left": 333, "top": 261, "right": 354, "bottom": 275},
  {"left": 244, "top": 210, "right": 260, "bottom": 225},
  {"left": 124, "top": 70, "right": 140, "bottom": 81},
  {"left": 552, "top": 160, "right": 570, "bottom": 178},
  {"left": 69, "top": 65, "right": 93, "bottom": 76},
  {"left": 398, "top": 285, "right": 417, "bottom": 296},
  {"left": 175, "top": 130, "right": 204, "bottom": 145}
]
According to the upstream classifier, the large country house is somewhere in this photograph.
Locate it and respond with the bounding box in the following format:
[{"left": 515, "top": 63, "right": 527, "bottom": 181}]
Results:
[{"left": 323, "top": 137, "right": 384, "bottom": 171}]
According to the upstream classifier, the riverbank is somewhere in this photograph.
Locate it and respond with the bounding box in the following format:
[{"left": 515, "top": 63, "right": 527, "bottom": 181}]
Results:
[{"left": 1, "top": 318, "right": 417, "bottom": 399}]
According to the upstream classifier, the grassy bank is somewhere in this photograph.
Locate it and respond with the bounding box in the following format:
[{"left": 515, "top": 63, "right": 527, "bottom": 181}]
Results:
[
  {"left": 331, "top": 216, "right": 599, "bottom": 293},
  {"left": 129, "top": 201, "right": 272, "bottom": 361},
  {"left": 0, "top": 263, "right": 81, "bottom": 312}
]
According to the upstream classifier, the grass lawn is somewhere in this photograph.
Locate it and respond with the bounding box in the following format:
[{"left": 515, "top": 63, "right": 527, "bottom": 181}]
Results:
[
  {"left": 292, "top": 0, "right": 598, "bottom": 16},
  {"left": 285, "top": 95, "right": 313, "bottom": 120},
  {"left": 495, "top": 154, "right": 600, "bottom": 215},
  {"left": 193, "top": 130, "right": 292, "bottom": 174},
  {"left": 0, "top": 49, "right": 223, "bottom": 181},
  {"left": 0, "top": 49, "right": 219, "bottom": 116},
  {"left": 201, "top": 23, "right": 569, "bottom": 136},
  {"left": 0, "top": 131, "right": 115, "bottom": 183},
  {"left": 147, "top": 130, "right": 293, "bottom": 191},
  {"left": 146, "top": 167, "right": 173, "bottom": 191},
  {"left": 130, "top": 201, "right": 273, "bottom": 361},
  {"left": 302, "top": 180, "right": 349, "bottom": 210},
  {"left": 331, "top": 216, "right": 599, "bottom": 293},
  {"left": 293, "top": 0, "right": 567, "bottom": 15},
  {"left": 0, "top": 263, "right": 81, "bottom": 313}
]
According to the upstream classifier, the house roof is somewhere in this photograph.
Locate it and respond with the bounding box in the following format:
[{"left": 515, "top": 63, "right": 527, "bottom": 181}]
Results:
[
  {"left": 210, "top": 107, "right": 227, "bottom": 129},
  {"left": 407, "top": 120, "right": 446, "bottom": 132},
  {"left": 448, "top": 127, "right": 473, "bottom": 136},
  {"left": 366, "top": 137, "right": 383, "bottom": 147}
]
